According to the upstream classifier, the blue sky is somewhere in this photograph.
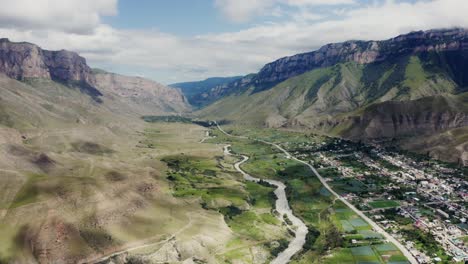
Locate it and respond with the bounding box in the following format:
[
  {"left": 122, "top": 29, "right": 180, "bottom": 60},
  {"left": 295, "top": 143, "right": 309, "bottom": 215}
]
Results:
[
  {"left": 0, "top": 0, "right": 466, "bottom": 84},
  {"left": 104, "top": 0, "right": 242, "bottom": 35},
  {"left": 104, "top": 0, "right": 423, "bottom": 36},
  {"left": 104, "top": 0, "right": 358, "bottom": 35}
]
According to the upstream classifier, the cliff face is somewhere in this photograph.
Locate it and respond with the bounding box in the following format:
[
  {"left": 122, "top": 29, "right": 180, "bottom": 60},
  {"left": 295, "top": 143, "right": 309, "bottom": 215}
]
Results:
[
  {"left": 253, "top": 28, "right": 468, "bottom": 91},
  {"left": 0, "top": 38, "right": 96, "bottom": 85},
  {"left": 0, "top": 38, "right": 191, "bottom": 113}
]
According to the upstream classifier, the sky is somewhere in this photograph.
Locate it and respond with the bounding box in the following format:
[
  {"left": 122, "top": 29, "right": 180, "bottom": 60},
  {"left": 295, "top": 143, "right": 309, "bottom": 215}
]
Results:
[{"left": 1, "top": 0, "right": 468, "bottom": 84}]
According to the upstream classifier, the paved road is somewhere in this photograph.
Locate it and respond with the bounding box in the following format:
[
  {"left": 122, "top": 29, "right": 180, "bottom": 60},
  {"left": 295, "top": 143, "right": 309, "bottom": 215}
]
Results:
[
  {"left": 224, "top": 145, "right": 308, "bottom": 264},
  {"left": 216, "top": 123, "right": 418, "bottom": 264}
]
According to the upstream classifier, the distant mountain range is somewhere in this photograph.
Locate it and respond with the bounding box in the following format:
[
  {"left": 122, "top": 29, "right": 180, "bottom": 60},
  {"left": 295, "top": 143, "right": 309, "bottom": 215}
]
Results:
[
  {"left": 170, "top": 76, "right": 242, "bottom": 108},
  {"left": 177, "top": 28, "right": 468, "bottom": 164},
  {"left": 0, "top": 29, "right": 466, "bottom": 164}
]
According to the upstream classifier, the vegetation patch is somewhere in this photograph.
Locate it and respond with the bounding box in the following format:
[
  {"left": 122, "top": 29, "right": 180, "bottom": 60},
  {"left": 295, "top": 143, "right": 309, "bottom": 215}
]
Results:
[
  {"left": 142, "top": 115, "right": 192, "bottom": 123},
  {"left": 71, "top": 141, "right": 114, "bottom": 155},
  {"left": 162, "top": 153, "right": 284, "bottom": 260},
  {"left": 105, "top": 171, "right": 127, "bottom": 182},
  {"left": 79, "top": 228, "right": 118, "bottom": 251},
  {"left": 31, "top": 153, "right": 55, "bottom": 171},
  {"left": 9, "top": 173, "right": 47, "bottom": 208},
  {"left": 400, "top": 227, "right": 453, "bottom": 262}
]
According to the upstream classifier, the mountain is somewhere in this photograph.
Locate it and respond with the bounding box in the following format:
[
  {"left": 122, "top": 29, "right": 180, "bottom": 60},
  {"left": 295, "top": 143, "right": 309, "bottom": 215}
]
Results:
[
  {"left": 253, "top": 28, "right": 468, "bottom": 92},
  {"left": 0, "top": 38, "right": 190, "bottom": 114},
  {"left": 196, "top": 28, "right": 468, "bottom": 164},
  {"left": 0, "top": 38, "right": 101, "bottom": 100},
  {"left": 95, "top": 70, "right": 190, "bottom": 114},
  {"left": 0, "top": 40, "right": 194, "bottom": 263},
  {"left": 170, "top": 76, "right": 242, "bottom": 107}
]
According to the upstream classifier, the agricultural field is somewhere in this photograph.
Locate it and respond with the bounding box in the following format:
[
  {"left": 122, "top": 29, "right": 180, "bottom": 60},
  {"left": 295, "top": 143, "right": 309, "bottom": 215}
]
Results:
[
  {"left": 161, "top": 138, "right": 291, "bottom": 262},
  {"left": 208, "top": 126, "right": 409, "bottom": 264},
  {"left": 322, "top": 243, "right": 409, "bottom": 264}
]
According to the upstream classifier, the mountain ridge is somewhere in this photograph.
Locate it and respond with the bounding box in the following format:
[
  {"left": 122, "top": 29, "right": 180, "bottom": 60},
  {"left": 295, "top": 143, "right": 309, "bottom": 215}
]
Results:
[
  {"left": 0, "top": 38, "right": 190, "bottom": 114},
  {"left": 195, "top": 28, "right": 468, "bottom": 164},
  {"left": 187, "top": 28, "right": 468, "bottom": 100},
  {"left": 253, "top": 28, "right": 468, "bottom": 92}
]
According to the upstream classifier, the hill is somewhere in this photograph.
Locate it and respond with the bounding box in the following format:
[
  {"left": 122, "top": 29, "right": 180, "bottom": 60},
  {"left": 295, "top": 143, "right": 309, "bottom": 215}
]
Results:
[{"left": 0, "top": 40, "right": 208, "bottom": 263}]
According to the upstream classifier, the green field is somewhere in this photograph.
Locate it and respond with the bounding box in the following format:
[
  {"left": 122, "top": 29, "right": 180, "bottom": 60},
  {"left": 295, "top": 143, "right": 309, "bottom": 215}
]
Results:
[
  {"left": 162, "top": 152, "right": 290, "bottom": 261},
  {"left": 323, "top": 244, "right": 409, "bottom": 264}
]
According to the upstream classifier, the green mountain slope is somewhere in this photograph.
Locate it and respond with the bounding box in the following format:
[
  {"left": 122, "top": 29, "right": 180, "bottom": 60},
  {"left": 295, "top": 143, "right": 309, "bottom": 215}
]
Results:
[
  {"left": 197, "top": 50, "right": 468, "bottom": 163},
  {"left": 199, "top": 53, "right": 461, "bottom": 123}
]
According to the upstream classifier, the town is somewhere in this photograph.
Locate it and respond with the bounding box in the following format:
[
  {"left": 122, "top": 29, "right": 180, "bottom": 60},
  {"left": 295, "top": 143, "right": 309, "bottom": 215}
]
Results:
[{"left": 279, "top": 138, "right": 468, "bottom": 263}]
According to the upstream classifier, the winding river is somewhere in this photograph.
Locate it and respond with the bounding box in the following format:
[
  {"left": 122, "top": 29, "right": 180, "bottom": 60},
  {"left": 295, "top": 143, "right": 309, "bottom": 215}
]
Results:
[
  {"left": 217, "top": 122, "right": 417, "bottom": 264},
  {"left": 223, "top": 145, "right": 308, "bottom": 264}
]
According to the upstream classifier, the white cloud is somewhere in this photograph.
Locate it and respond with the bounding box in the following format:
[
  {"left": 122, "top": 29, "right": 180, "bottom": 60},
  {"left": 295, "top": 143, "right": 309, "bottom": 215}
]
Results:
[
  {"left": 214, "top": 0, "right": 276, "bottom": 23},
  {"left": 0, "top": 0, "right": 117, "bottom": 34},
  {"left": 214, "top": 0, "right": 355, "bottom": 23},
  {"left": 286, "top": 0, "right": 355, "bottom": 6},
  {"left": 1, "top": 0, "right": 468, "bottom": 83}
]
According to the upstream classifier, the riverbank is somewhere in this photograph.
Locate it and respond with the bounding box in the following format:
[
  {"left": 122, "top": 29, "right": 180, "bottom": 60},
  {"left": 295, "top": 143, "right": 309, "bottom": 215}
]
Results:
[{"left": 224, "top": 145, "right": 308, "bottom": 264}]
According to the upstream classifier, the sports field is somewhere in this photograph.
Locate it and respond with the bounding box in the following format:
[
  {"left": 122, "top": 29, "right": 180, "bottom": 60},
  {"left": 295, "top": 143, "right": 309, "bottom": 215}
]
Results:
[{"left": 368, "top": 200, "right": 400, "bottom": 209}]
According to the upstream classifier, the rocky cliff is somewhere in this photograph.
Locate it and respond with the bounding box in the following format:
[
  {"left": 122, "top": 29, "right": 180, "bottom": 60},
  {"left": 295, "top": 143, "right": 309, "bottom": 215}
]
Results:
[
  {"left": 0, "top": 38, "right": 98, "bottom": 95},
  {"left": 253, "top": 28, "right": 468, "bottom": 91},
  {"left": 0, "top": 39, "right": 191, "bottom": 113}
]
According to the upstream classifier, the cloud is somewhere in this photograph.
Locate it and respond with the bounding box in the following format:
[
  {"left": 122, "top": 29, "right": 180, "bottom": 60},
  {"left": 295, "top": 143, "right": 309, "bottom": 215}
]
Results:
[
  {"left": 214, "top": 0, "right": 276, "bottom": 23},
  {"left": 286, "top": 0, "right": 355, "bottom": 6},
  {"left": 1, "top": 0, "right": 468, "bottom": 84},
  {"left": 0, "top": 0, "right": 117, "bottom": 34},
  {"left": 214, "top": 0, "right": 355, "bottom": 23}
]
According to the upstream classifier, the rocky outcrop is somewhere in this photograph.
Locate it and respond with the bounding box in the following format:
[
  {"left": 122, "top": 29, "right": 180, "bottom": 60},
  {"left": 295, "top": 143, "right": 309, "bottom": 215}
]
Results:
[
  {"left": 253, "top": 28, "right": 468, "bottom": 91},
  {"left": 0, "top": 38, "right": 100, "bottom": 97},
  {"left": 0, "top": 38, "right": 96, "bottom": 84},
  {"left": 0, "top": 38, "right": 191, "bottom": 112}
]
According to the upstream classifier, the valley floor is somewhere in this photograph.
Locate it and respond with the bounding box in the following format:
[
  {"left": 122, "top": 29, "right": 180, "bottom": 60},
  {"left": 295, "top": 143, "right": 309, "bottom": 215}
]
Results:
[{"left": 0, "top": 118, "right": 465, "bottom": 264}]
